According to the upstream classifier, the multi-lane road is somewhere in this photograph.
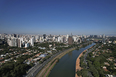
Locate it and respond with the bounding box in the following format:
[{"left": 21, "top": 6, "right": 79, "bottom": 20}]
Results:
[
  {"left": 25, "top": 42, "right": 91, "bottom": 77},
  {"left": 25, "top": 48, "right": 74, "bottom": 77}
]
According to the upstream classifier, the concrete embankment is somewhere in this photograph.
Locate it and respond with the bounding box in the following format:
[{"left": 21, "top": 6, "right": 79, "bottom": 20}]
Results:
[
  {"left": 36, "top": 47, "right": 76, "bottom": 77},
  {"left": 44, "top": 60, "right": 58, "bottom": 77}
]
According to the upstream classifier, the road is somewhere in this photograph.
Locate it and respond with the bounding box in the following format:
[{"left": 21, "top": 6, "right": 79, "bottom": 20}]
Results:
[
  {"left": 83, "top": 44, "right": 96, "bottom": 77},
  {"left": 25, "top": 42, "right": 91, "bottom": 77},
  {"left": 83, "top": 45, "right": 96, "bottom": 65},
  {"left": 25, "top": 48, "right": 74, "bottom": 77}
]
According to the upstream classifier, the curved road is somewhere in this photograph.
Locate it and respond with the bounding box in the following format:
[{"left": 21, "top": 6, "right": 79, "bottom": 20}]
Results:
[
  {"left": 83, "top": 44, "right": 96, "bottom": 77},
  {"left": 25, "top": 42, "right": 91, "bottom": 77},
  {"left": 25, "top": 48, "right": 74, "bottom": 77}
]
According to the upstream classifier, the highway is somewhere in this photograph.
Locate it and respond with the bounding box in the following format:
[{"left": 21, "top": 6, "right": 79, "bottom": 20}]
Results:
[
  {"left": 25, "top": 42, "right": 91, "bottom": 77},
  {"left": 25, "top": 48, "right": 74, "bottom": 77}
]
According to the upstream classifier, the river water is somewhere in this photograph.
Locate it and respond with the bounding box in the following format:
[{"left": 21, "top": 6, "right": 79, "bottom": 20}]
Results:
[{"left": 48, "top": 43, "right": 95, "bottom": 77}]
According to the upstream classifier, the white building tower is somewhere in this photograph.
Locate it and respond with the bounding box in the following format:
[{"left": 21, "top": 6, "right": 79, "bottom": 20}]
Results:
[{"left": 30, "top": 37, "right": 34, "bottom": 46}]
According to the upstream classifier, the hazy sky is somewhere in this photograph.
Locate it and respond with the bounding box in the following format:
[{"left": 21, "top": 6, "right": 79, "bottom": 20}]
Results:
[{"left": 0, "top": 0, "right": 116, "bottom": 35}]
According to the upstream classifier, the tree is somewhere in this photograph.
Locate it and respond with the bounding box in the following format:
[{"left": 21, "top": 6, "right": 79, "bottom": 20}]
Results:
[
  {"left": 77, "top": 70, "right": 82, "bottom": 76},
  {"left": 93, "top": 61, "right": 100, "bottom": 67}
]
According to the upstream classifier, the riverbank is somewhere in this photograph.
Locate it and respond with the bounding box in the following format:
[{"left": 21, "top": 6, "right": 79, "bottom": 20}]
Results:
[
  {"left": 36, "top": 47, "right": 76, "bottom": 77},
  {"left": 47, "top": 42, "right": 94, "bottom": 77},
  {"left": 36, "top": 42, "right": 93, "bottom": 77},
  {"left": 44, "top": 59, "right": 58, "bottom": 77},
  {"left": 75, "top": 50, "right": 87, "bottom": 77},
  {"left": 75, "top": 46, "right": 94, "bottom": 77}
]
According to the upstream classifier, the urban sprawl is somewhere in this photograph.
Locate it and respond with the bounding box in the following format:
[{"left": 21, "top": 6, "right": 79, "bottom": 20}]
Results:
[{"left": 0, "top": 33, "right": 116, "bottom": 77}]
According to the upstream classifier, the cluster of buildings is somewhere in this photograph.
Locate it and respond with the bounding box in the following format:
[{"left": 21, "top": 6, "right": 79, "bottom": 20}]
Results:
[
  {"left": 0, "top": 33, "right": 89, "bottom": 47},
  {"left": 0, "top": 48, "right": 47, "bottom": 65},
  {"left": 89, "top": 34, "right": 106, "bottom": 38},
  {"left": 7, "top": 37, "right": 34, "bottom": 48},
  {"left": 91, "top": 44, "right": 116, "bottom": 77},
  {"left": 1, "top": 33, "right": 114, "bottom": 48}
]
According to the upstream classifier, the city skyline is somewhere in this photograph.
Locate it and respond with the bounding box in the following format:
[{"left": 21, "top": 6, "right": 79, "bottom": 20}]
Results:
[{"left": 0, "top": 0, "right": 116, "bottom": 35}]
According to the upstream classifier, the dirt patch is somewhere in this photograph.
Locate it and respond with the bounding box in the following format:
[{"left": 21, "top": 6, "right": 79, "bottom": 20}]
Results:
[{"left": 75, "top": 50, "right": 89, "bottom": 77}]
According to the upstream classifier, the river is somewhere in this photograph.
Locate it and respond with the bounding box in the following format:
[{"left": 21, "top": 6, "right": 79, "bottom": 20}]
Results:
[{"left": 48, "top": 43, "right": 95, "bottom": 77}]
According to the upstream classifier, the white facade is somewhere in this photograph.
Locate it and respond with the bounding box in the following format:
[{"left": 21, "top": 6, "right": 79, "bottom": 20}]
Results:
[
  {"left": 25, "top": 43, "right": 29, "bottom": 48},
  {"left": 7, "top": 37, "right": 17, "bottom": 47},
  {"left": 73, "top": 36, "right": 77, "bottom": 42},
  {"left": 11, "top": 38, "right": 17, "bottom": 46},
  {"left": 30, "top": 37, "right": 34, "bottom": 46},
  {"left": 58, "top": 36, "right": 61, "bottom": 42},
  {"left": 66, "top": 34, "right": 69, "bottom": 43}
]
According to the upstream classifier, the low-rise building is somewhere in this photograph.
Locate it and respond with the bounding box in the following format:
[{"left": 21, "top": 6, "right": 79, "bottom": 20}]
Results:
[
  {"left": 33, "top": 58, "right": 40, "bottom": 61},
  {"left": 47, "top": 51, "right": 52, "bottom": 54},
  {"left": 39, "top": 54, "right": 47, "bottom": 58},
  {"left": 104, "top": 62, "right": 110, "bottom": 66},
  {"left": 106, "top": 74, "right": 113, "bottom": 77}
]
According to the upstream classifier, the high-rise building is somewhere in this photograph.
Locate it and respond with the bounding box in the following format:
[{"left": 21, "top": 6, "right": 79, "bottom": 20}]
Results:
[
  {"left": 63, "top": 37, "right": 66, "bottom": 43},
  {"left": 18, "top": 38, "right": 22, "bottom": 47},
  {"left": 43, "top": 34, "right": 46, "bottom": 39},
  {"left": 58, "top": 36, "right": 61, "bottom": 42},
  {"left": 68, "top": 36, "right": 73, "bottom": 45},
  {"left": 66, "top": 34, "right": 69, "bottom": 42},
  {"left": 35, "top": 35, "right": 39, "bottom": 42},
  {"left": 39, "top": 36, "right": 44, "bottom": 42},
  {"left": 25, "top": 43, "right": 29, "bottom": 48},
  {"left": 13, "top": 34, "right": 17, "bottom": 37},
  {"left": 7, "top": 37, "right": 17, "bottom": 47},
  {"left": 7, "top": 38, "right": 12, "bottom": 46},
  {"left": 53, "top": 36, "right": 55, "bottom": 41},
  {"left": 11, "top": 38, "right": 17, "bottom": 46},
  {"left": 30, "top": 37, "right": 34, "bottom": 46},
  {"left": 73, "top": 36, "right": 77, "bottom": 42},
  {"left": 103, "top": 34, "right": 105, "bottom": 38}
]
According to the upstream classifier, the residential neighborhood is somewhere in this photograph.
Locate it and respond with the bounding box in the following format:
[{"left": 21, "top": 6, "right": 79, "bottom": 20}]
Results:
[{"left": 77, "top": 39, "right": 116, "bottom": 77}]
